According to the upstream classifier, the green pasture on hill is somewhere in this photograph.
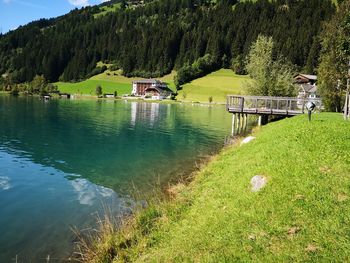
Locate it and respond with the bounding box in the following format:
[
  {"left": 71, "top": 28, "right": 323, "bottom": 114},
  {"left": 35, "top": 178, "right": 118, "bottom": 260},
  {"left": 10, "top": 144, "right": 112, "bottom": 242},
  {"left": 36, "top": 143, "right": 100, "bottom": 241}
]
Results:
[
  {"left": 55, "top": 68, "right": 247, "bottom": 100},
  {"left": 55, "top": 70, "right": 177, "bottom": 96},
  {"left": 94, "top": 3, "right": 122, "bottom": 18},
  {"left": 178, "top": 69, "right": 252, "bottom": 103},
  {"left": 56, "top": 79, "right": 131, "bottom": 96}
]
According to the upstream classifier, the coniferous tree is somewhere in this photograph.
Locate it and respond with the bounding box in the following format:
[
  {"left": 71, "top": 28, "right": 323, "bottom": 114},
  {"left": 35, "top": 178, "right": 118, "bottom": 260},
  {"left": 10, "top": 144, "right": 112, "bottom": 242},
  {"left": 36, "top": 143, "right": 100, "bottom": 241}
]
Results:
[{"left": 0, "top": 0, "right": 335, "bottom": 84}]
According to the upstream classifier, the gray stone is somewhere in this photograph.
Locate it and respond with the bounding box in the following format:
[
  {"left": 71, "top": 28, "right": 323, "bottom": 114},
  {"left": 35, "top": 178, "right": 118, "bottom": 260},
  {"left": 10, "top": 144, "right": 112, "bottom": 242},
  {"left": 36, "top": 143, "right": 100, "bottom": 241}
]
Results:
[{"left": 251, "top": 175, "right": 267, "bottom": 192}]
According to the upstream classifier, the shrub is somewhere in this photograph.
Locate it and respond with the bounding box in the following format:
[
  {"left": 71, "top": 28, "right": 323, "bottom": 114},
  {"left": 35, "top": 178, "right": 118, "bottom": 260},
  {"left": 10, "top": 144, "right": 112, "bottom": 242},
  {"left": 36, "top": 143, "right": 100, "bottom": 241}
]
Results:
[
  {"left": 86, "top": 66, "right": 107, "bottom": 79},
  {"left": 96, "top": 85, "right": 103, "bottom": 97}
]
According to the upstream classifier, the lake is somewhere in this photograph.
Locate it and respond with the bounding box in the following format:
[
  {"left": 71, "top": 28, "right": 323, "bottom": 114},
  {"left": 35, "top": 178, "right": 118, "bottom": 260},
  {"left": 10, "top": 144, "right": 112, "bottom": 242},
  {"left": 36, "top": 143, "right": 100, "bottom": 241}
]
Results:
[{"left": 0, "top": 95, "right": 232, "bottom": 261}]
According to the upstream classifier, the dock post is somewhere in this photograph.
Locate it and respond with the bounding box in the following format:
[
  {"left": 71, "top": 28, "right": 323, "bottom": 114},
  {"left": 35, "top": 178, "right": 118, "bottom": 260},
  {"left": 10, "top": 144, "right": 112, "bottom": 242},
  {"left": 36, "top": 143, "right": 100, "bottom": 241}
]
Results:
[
  {"left": 258, "top": 115, "right": 268, "bottom": 126},
  {"left": 237, "top": 113, "right": 241, "bottom": 132},
  {"left": 242, "top": 114, "right": 245, "bottom": 129},
  {"left": 345, "top": 90, "right": 349, "bottom": 120},
  {"left": 231, "top": 114, "right": 236, "bottom": 136}
]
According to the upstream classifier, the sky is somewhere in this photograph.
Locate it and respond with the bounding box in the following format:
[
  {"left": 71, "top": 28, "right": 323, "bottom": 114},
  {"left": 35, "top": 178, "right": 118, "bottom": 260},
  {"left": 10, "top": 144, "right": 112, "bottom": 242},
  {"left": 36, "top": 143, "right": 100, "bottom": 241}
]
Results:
[{"left": 0, "top": 0, "right": 110, "bottom": 33}]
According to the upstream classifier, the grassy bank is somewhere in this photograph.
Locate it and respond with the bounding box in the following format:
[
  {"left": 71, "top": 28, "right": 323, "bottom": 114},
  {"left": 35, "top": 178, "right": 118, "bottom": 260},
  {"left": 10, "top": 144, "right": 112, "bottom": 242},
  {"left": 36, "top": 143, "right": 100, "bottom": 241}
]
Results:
[{"left": 84, "top": 113, "right": 350, "bottom": 262}]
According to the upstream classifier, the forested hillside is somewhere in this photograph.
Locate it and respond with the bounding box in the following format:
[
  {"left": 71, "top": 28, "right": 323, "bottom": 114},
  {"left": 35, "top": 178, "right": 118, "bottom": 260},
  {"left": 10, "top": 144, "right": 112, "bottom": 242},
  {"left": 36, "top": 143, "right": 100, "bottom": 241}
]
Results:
[{"left": 0, "top": 0, "right": 335, "bottom": 84}]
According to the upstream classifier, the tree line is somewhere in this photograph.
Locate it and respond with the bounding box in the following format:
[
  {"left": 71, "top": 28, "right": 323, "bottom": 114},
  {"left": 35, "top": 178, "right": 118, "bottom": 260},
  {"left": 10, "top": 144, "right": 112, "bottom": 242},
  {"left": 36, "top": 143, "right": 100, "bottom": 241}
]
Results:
[{"left": 0, "top": 0, "right": 335, "bottom": 86}]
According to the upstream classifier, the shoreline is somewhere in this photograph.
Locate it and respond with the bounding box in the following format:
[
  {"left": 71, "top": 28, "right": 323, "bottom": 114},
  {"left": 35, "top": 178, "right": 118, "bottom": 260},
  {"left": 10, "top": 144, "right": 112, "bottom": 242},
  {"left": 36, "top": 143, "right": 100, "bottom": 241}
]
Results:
[
  {"left": 0, "top": 91, "right": 227, "bottom": 106},
  {"left": 78, "top": 112, "right": 350, "bottom": 262},
  {"left": 74, "top": 126, "right": 254, "bottom": 262}
]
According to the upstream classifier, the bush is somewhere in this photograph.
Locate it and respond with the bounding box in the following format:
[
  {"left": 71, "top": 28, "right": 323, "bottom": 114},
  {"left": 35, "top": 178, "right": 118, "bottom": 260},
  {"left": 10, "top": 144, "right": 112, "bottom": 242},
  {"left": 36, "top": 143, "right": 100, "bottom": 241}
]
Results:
[
  {"left": 109, "top": 64, "right": 119, "bottom": 71},
  {"left": 10, "top": 85, "right": 19, "bottom": 96},
  {"left": 231, "top": 55, "right": 246, "bottom": 75},
  {"left": 86, "top": 66, "right": 107, "bottom": 78},
  {"left": 96, "top": 85, "right": 103, "bottom": 97}
]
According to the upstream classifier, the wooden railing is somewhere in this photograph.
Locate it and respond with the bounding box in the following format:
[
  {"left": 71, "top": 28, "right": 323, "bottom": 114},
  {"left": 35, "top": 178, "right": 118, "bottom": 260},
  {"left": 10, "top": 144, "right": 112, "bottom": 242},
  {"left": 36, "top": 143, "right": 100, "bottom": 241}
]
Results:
[{"left": 226, "top": 95, "right": 322, "bottom": 116}]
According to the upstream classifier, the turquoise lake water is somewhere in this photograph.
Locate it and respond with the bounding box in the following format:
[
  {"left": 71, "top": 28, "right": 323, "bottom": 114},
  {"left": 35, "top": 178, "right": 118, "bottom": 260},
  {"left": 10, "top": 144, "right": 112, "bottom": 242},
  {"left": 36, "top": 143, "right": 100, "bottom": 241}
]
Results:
[{"left": 0, "top": 95, "right": 232, "bottom": 261}]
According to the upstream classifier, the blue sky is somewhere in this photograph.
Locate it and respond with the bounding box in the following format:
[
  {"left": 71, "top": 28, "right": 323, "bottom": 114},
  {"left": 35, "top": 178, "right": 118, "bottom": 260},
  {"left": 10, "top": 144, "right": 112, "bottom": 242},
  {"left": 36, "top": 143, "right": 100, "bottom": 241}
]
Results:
[{"left": 0, "top": 0, "right": 109, "bottom": 33}]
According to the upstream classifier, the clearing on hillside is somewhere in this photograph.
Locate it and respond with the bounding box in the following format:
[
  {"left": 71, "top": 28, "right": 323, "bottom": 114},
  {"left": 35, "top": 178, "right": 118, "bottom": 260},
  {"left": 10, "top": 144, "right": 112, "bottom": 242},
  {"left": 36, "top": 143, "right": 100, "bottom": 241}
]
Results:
[{"left": 177, "top": 69, "right": 252, "bottom": 103}]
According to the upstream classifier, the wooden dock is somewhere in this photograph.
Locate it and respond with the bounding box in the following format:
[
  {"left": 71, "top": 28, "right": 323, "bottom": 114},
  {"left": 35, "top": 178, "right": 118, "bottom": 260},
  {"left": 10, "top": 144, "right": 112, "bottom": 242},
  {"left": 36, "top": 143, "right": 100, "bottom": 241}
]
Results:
[
  {"left": 226, "top": 95, "right": 322, "bottom": 134},
  {"left": 227, "top": 95, "right": 322, "bottom": 116}
]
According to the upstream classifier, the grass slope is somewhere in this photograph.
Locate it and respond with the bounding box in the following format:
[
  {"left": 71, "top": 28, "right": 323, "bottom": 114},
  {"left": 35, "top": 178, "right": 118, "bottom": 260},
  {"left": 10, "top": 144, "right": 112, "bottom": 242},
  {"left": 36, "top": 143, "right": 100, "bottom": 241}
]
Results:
[
  {"left": 56, "top": 79, "right": 131, "bottom": 96},
  {"left": 94, "top": 3, "right": 122, "bottom": 18},
  {"left": 90, "top": 113, "right": 350, "bottom": 262},
  {"left": 55, "top": 70, "right": 176, "bottom": 96},
  {"left": 55, "top": 69, "right": 247, "bottom": 100},
  {"left": 177, "top": 69, "right": 252, "bottom": 103}
]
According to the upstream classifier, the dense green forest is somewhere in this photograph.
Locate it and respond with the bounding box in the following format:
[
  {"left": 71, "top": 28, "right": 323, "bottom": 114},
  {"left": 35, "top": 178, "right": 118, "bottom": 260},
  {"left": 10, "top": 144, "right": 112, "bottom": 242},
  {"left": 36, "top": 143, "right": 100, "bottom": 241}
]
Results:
[{"left": 0, "top": 0, "right": 335, "bottom": 84}]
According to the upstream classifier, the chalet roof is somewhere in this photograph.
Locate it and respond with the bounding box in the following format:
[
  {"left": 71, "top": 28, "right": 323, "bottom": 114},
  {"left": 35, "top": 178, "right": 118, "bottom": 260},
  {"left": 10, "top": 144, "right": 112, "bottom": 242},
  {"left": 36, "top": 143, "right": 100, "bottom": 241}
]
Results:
[
  {"left": 299, "top": 74, "right": 317, "bottom": 80},
  {"left": 133, "top": 79, "right": 163, "bottom": 84},
  {"left": 145, "top": 86, "right": 173, "bottom": 94},
  {"left": 294, "top": 74, "right": 317, "bottom": 81},
  {"left": 300, "top": 84, "right": 317, "bottom": 93}
]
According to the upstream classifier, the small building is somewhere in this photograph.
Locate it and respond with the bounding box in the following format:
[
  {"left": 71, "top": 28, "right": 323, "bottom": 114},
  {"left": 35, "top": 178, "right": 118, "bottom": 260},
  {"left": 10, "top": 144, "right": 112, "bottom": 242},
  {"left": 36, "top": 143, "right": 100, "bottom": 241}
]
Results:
[
  {"left": 294, "top": 74, "right": 317, "bottom": 85},
  {"left": 294, "top": 74, "right": 318, "bottom": 104},
  {"left": 59, "top": 93, "right": 71, "bottom": 99},
  {"left": 104, "top": 94, "right": 115, "bottom": 98},
  {"left": 132, "top": 79, "right": 173, "bottom": 100},
  {"left": 299, "top": 84, "right": 317, "bottom": 100},
  {"left": 145, "top": 86, "right": 174, "bottom": 100}
]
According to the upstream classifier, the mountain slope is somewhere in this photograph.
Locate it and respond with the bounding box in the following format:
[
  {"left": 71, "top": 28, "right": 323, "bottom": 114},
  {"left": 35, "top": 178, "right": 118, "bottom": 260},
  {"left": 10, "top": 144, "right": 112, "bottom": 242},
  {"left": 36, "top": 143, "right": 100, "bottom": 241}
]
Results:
[{"left": 0, "top": 0, "right": 335, "bottom": 84}]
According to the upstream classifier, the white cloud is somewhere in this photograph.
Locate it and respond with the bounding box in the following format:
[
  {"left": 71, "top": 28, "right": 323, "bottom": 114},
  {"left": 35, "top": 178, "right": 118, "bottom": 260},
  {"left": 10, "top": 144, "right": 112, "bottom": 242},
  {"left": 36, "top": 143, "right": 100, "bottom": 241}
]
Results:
[
  {"left": 68, "top": 0, "right": 90, "bottom": 7},
  {"left": 71, "top": 178, "right": 115, "bottom": 206},
  {"left": 0, "top": 176, "right": 11, "bottom": 191}
]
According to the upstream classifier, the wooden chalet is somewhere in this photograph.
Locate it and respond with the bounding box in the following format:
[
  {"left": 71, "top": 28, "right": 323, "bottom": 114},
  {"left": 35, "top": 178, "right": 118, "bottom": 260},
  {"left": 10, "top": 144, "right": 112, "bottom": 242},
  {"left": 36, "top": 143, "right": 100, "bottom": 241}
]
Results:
[
  {"left": 294, "top": 74, "right": 317, "bottom": 85},
  {"left": 294, "top": 74, "right": 318, "bottom": 104},
  {"left": 132, "top": 79, "right": 173, "bottom": 100}
]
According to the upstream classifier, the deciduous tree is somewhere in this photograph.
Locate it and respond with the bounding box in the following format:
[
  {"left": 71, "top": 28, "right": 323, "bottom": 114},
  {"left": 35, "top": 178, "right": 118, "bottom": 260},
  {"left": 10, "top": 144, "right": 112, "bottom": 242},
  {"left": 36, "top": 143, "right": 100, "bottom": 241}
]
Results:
[
  {"left": 245, "top": 35, "right": 296, "bottom": 97},
  {"left": 318, "top": 1, "right": 350, "bottom": 112}
]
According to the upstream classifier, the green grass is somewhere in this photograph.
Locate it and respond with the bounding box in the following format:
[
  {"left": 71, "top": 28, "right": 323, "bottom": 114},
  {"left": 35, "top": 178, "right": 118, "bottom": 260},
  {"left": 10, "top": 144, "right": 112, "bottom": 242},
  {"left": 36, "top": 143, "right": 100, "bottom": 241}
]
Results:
[
  {"left": 177, "top": 69, "right": 252, "bottom": 103},
  {"left": 55, "top": 68, "right": 247, "bottom": 100},
  {"left": 56, "top": 79, "right": 131, "bottom": 96},
  {"left": 86, "top": 113, "right": 350, "bottom": 262},
  {"left": 55, "top": 70, "right": 177, "bottom": 96},
  {"left": 94, "top": 3, "right": 121, "bottom": 18}
]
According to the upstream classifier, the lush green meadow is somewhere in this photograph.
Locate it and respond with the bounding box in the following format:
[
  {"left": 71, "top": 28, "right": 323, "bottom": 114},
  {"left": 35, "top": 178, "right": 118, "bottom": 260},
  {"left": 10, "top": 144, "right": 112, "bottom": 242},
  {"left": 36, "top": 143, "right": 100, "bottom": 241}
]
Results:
[
  {"left": 94, "top": 3, "right": 122, "bottom": 18},
  {"left": 178, "top": 69, "right": 252, "bottom": 103},
  {"left": 56, "top": 79, "right": 130, "bottom": 96},
  {"left": 87, "top": 113, "right": 350, "bottom": 262},
  {"left": 55, "top": 68, "right": 249, "bottom": 101},
  {"left": 55, "top": 70, "right": 177, "bottom": 96}
]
